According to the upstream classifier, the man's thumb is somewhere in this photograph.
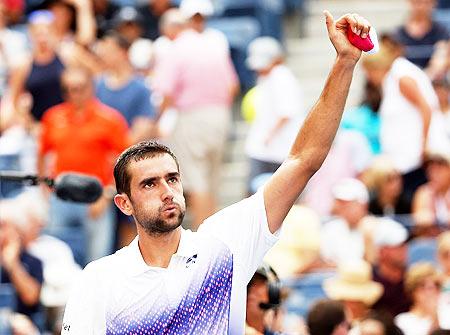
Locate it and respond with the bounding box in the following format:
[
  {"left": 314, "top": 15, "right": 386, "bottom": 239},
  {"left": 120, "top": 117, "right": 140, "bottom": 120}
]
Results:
[{"left": 324, "top": 10, "right": 335, "bottom": 34}]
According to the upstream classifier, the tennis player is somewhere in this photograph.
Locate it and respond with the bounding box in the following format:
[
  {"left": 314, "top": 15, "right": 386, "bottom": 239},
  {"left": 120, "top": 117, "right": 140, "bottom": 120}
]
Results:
[{"left": 62, "top": 10, "right": 371, "bottom": 334}]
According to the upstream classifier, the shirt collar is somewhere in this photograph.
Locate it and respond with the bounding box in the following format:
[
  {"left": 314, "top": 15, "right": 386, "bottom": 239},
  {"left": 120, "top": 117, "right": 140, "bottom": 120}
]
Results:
[{"left": 124, "top": 228, "right": 198, "bottom": 277}]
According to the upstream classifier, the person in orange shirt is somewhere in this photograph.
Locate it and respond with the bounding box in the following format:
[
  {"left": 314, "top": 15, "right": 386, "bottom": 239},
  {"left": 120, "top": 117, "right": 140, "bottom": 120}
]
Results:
[{"left": 38, "top": 66, "right": 130, "bottom": 265}]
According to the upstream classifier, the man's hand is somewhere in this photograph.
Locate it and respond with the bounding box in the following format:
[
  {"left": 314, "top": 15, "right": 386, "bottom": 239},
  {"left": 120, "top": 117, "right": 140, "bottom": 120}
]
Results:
[{"left": 324, "top": 11, "right": 371, "bottom": 63}]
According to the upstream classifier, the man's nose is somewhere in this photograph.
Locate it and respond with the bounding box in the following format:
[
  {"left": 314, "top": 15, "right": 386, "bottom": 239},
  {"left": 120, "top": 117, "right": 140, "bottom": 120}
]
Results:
[{"left": 160, "top": 181, "right": 174, "bottom": 201}]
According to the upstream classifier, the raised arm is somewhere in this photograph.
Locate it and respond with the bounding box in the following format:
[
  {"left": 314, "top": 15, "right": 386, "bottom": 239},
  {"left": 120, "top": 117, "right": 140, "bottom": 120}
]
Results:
[{"left": 264, "top": 11, "right": 371, "bottom": 233}]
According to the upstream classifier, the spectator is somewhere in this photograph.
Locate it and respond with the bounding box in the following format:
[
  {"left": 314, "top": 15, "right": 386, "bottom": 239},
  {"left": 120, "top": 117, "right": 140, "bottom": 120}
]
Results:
[
  {"left": 323, "top": 260, "right": 384, "bottom": 324},
  {"left": 1, "top": 188, "right": 81, "bottom": 333},
  {"left": 362, "top": 156, "right": 411, "bottom": 216},
  {"left": 432, "top": 79, "right": 450, "bottom": 140},
  {"left": 412, "top": 151, "right": 450, "bottom": 232},
  {"left": 110, "top": 6, "right": 144, "bottom": 43},
  {"left": 93, "top": 0, "right": 120, "bottom": 38},
  {"left": 155, "top": 0, "right": 239, "bottom": 229},
  {"left": 137, "top": 0, "right": 173, "bottom": 40},
  {"left": 342, "top": 81, "right": 382, "bottom": 155},
  {"left": 372, "top": 218, "right": 411, "bottom": 317},
  {"left": 244, "top": 37, "right": 304, "bottom": 194},
  {"left": 8, "top": 10, "right": 64, "bottom": 123},
  {"left": 39, "top": 0, "right": 96, "bottom": 46},
  {"left": 245, "top": 264, "right": 284, "bottom": 335},
  {"left": 359, "top": 310, "right": 405, "bottom": 335},
  {"left": 38, "top": 66, "right": 129, "bottom": 264},
  {"left": 0, "top": 218, "right": 43, "bottom": 328},
  {"left": 152, "top": 8, "right": 186, "bottom": 71},
  {"left": 301, "top": 129, "right": 372, "bottom": 216},
  {"left": 307, "top": 299, "right": 351, "bottom": 335},
  {"left": 96, "top": 31, "right": 156, "bottom": 142},
  {"left": 393, "top": 0, "right": 450, "bottom": 72},
  {"left": 0, "top": 0, "right": 27, "bottom": 99},
  {"left": 320, "top": 178, "right": 371, "bottom": 265},
  {"left": 438, "top": 231, "right": 450, "bottom": 289},
  {"left": 437, "top": 231, "right": 450, "bottom": 330},
  {"left": 395, "top": 262, "right": 442, "bottom": 335},
  {"left": 362, "top": 38, "right": 450, "bottom": 202}
]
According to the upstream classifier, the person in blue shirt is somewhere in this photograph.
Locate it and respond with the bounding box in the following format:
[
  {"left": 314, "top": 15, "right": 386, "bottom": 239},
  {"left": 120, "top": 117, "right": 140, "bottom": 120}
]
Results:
[
  {"left": 0, "top": 220, "right": 43, "bottom": 327},
  {"left": 342, "top": 81, "right": 382, "bottom": 154},
  {"left": 96, "top": 31, "right": 156, "bottom": 143}
]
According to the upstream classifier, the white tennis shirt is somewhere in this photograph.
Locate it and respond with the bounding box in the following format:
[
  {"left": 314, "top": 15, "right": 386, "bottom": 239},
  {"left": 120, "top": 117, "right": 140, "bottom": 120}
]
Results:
[{"left": 61, "top": 190, "right": 278, "bottom": 334}]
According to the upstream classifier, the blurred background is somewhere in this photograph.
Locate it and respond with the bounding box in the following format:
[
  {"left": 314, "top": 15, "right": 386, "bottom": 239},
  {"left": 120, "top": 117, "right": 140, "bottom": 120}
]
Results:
[{"left": 0, "top": 0, "right": 449, "bottom": 334}]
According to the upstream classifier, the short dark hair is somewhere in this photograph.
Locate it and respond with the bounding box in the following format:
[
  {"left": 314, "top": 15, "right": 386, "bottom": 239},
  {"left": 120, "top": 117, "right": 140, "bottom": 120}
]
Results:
[
  {"left": 307, "top": 299, "right": 346, "bottom": 335},
  {"left": 114, "top": 141, "right": 179, "bottom": 197}
]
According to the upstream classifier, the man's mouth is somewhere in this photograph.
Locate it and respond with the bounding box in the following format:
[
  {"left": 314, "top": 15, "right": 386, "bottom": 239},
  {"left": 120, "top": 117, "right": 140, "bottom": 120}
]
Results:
[{"left": 162, "top": 204, "right": 179, "bottom": 212}]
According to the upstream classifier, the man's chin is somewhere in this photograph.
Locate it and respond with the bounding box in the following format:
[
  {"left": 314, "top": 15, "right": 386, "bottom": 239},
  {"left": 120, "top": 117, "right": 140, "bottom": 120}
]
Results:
[{"left": 141, "top": 213, "right": 185, "bottom": 235}]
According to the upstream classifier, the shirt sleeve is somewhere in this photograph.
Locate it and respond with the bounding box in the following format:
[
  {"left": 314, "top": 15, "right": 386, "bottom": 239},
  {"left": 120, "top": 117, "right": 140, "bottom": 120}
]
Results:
[
  {"left": 198, "top": 189, "right": 279, "bottom": 284},
  {"left": 62, "top": 263, "right": 106, "bottom": 335}
]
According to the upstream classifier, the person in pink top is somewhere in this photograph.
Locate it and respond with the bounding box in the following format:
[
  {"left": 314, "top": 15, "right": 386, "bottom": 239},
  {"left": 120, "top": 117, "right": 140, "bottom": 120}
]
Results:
[{"left": 155, "top": 0, "right": 239, "bottom": 229}]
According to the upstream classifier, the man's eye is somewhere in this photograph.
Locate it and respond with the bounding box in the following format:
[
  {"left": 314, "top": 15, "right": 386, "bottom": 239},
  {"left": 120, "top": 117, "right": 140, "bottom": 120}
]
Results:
[
  {"left": 144, "top": 182, "right": 155, "bottom": 188},
  {"left": 168, "top": 177, "right": 178, "bottom": 183}
]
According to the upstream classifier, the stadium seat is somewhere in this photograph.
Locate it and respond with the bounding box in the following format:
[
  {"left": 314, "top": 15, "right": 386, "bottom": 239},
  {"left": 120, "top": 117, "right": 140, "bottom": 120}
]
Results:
[
  {"left": 282, "top": 271, "right": 335, "bottom": 317},
  {"left": 407, "top": 238, "right": 438, "bottom": 267}
]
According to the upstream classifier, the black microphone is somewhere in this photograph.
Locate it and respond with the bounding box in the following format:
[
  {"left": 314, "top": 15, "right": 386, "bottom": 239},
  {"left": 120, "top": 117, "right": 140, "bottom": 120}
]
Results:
[{"left": 0, "top": 171, "right": 103, "bottom": 203}]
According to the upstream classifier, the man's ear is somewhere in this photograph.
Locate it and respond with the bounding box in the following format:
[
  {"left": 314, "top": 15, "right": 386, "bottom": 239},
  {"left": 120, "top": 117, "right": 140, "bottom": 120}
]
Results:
[{"left": 114, "top": 193, "right": 133, "bottom": 216}]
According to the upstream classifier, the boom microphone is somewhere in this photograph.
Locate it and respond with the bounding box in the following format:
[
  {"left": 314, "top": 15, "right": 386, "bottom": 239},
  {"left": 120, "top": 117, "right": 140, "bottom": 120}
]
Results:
[{"left": 0, "top": 171, "right": 103, "bottom": 203}]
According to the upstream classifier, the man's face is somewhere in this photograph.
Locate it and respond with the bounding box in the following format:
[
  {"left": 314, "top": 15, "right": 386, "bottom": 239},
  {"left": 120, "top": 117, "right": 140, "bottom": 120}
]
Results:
[
  {"left": 61, "top": 70, "right": 93, "bottom": 107},
  {"left": 97, "top": 37, "right": 126, "bottom": 68},
  {"left": 125, "top": 154, "right": 186, "bottom": 235},
  {"left": 409, "top": 0, "right": 436, "bottom": 17},
  {"left": 381, "top": 244, "right": 408, "bottom": 269},
  {"left": 246, "top": 278, "right": 269, "bottom": 325}
]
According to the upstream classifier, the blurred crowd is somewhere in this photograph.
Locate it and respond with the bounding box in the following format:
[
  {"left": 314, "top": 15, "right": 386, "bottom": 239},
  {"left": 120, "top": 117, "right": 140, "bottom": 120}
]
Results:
[{"left": 0, "top": 0, "right": 448, "bottom": 334}]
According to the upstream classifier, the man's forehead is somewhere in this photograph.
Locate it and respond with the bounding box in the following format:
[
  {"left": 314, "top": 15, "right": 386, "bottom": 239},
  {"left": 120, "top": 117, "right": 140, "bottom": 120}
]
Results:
[{"left": 129, "top": 154, "right": 178, "bottom": 179}]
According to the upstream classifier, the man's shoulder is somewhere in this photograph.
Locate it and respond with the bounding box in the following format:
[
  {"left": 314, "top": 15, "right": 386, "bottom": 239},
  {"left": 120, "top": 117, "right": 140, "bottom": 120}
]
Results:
[
  {"left": 94, "top": 100, "right": 128, "bottom": 126},
  {"left": 81, "top": 251, "right": 123, "bottom": 278},
  {"left": 41, "top": 102, "right": 70, "bottom": 121}
]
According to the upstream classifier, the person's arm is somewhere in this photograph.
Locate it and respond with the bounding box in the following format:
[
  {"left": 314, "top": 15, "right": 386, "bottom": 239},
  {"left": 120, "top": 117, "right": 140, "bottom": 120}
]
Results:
[
  {"left": 263, "top": 11, "right": 371, "bottom": 233},
  {"left": 8, "top": 60, "right": 30, "bottom": 116},
  {"left": 412, "top": 185, "right": 435, "bottom": 225},
  {"left": 1, "top": 235, "right": 41, "bottom": 306},
  {"left": 398, "top": 76, "right": 432, "bottom": 156},
  {"left": 67, "top": 0, "right": 96, "bottom": 46}
]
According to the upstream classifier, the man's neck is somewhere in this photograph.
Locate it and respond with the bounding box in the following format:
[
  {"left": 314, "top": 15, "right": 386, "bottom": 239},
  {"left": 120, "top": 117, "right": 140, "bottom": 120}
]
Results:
[
  {"left": 105, "top": 65, "right": 133, "bottom": 88},
  {"left": 137, "top": 227, "right": 182, "bottom": 268}
]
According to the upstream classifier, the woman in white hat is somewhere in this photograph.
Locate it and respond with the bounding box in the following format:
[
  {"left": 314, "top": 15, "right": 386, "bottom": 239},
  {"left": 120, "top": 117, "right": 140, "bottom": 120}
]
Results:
[{"left": 323, "top": 260, "right": 384, "bottom": 325}]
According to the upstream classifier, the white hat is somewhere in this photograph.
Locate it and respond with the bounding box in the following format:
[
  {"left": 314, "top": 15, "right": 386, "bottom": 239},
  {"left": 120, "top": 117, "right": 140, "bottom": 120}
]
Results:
[
  {"left": 332, "top": 178, "right": 369, "bottom": 204},
  {"left": 129, "top": 38, "right": 153, "bottom": 70},
  {"left": 246, "top": 37, "right": 284, "bottom": 71},
  {"left": 179, "top": 0, "right": 214, "bottom": 18},
  {"left": 323, "top": 260, "right": 384, "bottom": 306},
  {"left": 373, "top": 217, "right": 408, "bottom": 247}
]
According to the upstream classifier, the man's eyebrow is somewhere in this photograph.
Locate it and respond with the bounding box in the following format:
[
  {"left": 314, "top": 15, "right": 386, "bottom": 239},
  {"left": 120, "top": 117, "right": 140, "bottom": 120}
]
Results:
[
  {"left": 167, "top": 172, "right": 180, "bottom": 178},
  {"left": 139, "top": 177, "right": 158, "bottom": 187},
  {"left": 138, "top": 172, "right": 180, "bottom": 187}
]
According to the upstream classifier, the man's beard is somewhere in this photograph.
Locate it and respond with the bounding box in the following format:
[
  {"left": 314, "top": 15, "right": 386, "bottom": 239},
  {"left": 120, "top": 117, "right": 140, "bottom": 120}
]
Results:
[{"left": 132, "top": 202, "right": 185, "bottom": 236}]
